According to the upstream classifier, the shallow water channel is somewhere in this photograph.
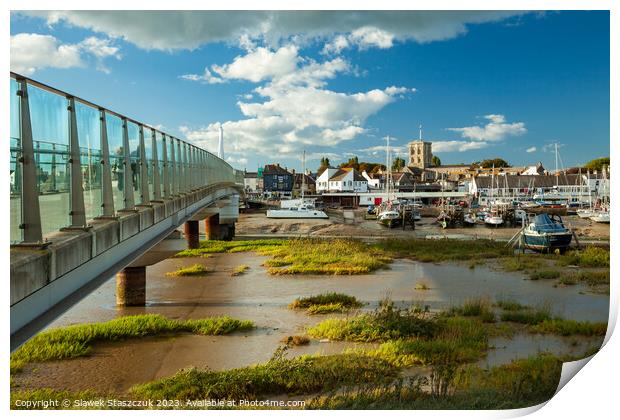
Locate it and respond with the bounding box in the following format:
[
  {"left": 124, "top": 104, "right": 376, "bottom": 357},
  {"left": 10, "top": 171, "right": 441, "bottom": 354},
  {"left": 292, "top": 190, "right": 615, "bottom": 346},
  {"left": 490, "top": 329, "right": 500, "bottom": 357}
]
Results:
[{"left": 16, "top": 252, "right": 608, "bottom": 395}]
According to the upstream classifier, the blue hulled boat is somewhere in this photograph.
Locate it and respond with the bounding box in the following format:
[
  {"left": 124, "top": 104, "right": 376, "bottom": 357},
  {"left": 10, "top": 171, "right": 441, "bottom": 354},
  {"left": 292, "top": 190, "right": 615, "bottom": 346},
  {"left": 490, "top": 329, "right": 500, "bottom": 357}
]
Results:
[{"left": 522, "top": 213, "right": 573, "bottom": 252}]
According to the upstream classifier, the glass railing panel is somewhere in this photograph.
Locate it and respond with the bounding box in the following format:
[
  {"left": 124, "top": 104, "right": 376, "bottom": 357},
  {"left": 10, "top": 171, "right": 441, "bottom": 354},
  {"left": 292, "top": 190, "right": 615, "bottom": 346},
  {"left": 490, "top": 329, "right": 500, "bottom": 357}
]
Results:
[
  {"left": 105, "top": 113, "right": 126, "bottom": 211},
  {"left": 156, "top": 132, "right": 166, "bottom": 197},
  {"left": 127, "top": 121, "right": 140, "bottom": 205},
  {"left": 28, "top": 85, "right": 71, "bottom": 237},
  {"left": 10, "top": 78, "right": 22, "bottom": 243},
  {"left": 143, "top": 126, "right": 154, "bottom": 200},
  {"left": 76, "top": 102, "right": 102, "bottom": 220}
]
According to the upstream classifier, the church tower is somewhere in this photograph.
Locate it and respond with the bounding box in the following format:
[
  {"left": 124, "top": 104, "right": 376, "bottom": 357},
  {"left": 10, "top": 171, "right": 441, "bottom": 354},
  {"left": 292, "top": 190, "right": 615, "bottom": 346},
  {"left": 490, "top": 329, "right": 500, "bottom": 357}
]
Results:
[{"left": 408, "top": 124, "right": 432, "bottom": 169}]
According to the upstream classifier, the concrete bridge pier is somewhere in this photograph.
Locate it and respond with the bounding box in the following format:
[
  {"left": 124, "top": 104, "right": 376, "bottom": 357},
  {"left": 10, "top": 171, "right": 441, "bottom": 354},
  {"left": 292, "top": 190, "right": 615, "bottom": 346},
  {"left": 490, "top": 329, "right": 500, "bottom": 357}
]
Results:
[
  {"left": 204, "top": 213, "right": 235, "bottom": 241},
  {"left": 184, "top": 220, "right": 200, "bottom": 249},
  {"left": 116, "top": 266, "right": 146, "bottom": 306}
]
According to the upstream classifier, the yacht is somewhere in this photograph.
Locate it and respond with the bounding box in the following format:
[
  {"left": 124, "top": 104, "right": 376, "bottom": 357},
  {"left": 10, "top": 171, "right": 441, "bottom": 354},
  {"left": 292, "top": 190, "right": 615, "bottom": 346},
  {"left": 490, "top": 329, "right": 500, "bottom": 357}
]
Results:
[{"left": 522, "top": 213, "right": 573, "bottom": 252}]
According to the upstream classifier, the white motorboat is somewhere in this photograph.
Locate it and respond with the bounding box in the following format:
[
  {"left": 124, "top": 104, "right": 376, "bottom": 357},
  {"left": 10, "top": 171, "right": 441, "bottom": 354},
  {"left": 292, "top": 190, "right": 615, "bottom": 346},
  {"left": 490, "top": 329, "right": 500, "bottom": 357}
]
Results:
[
  {"left": 266, "top": 151, "right": 328, "bottom": 220},
  {"left": 266, "top": 205, "right": 328, "bottom": 219},
  {"left": 484, "top": 213, "right": 504, "bottom": 227},
  {"left": 577, "top": 208, "right": 596, "bottom": 219},
  {"left": 378, "top": 209, "right": 401, "bottom": 228},
  {"left": 463, "top": 213, "right": 477, "bottom": 226}
]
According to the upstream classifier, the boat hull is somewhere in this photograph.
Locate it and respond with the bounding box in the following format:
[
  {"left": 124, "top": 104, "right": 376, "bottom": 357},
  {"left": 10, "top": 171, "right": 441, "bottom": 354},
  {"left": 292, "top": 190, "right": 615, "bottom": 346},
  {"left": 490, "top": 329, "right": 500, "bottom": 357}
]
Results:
[
  {"left": 266, "top": 210, "right": 329, "bottom": 219},
  {"left": 379, "top": 217, "right": 401, "bottom": 228},
  {"left": 522, "top": 231, "right": 573, "bottom": 252}
]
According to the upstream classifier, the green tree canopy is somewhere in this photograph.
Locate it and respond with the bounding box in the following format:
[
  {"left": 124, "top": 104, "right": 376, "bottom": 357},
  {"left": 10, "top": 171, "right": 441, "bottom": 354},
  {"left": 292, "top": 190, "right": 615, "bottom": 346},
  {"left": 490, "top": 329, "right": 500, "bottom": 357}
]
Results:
[
  {"left": 392, "top": 157, "right": 406, "bottom": 171},
  {"left": 317, "top": 156, "right": 331, "bottom": 175},
  {"left": 584, "top": 157, "right": 610, "bottom": 171},
  {"left": 431, "top": 156, "right": 441, "bottom": 166},
  {"left": 477, "top": 158, "right": 510, "bottom": 168}
]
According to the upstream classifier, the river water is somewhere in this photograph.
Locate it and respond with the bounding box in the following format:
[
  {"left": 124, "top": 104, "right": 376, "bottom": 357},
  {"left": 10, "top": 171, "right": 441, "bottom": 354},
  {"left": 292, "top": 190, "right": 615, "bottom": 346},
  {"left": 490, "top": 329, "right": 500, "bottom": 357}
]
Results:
[{"left": 16, "top": 252, "right": 607, "bottom": 395}]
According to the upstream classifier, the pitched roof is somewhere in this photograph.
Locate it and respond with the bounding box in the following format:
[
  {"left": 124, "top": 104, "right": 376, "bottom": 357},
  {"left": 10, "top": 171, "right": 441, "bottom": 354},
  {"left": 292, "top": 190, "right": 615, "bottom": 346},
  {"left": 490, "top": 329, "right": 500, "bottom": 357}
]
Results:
[
  {"left": 329, "top": 168, "right": 367, "bottom": 182},
  {"left": 474, "top": 174, "right": 584, "bottom": 189},
  {"left": 263, "top": 164, "right": 291, "bottom": 175}
]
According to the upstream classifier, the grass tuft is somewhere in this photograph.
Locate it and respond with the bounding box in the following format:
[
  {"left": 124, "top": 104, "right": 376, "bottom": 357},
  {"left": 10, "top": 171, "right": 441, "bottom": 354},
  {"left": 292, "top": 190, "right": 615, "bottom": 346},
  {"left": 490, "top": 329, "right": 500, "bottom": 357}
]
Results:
[
  {"left": 289, "top": 293, "right": 363, "bottom": 315},
  {"left": 529, "top": 270, "right": 561, "bottom": 280},
  {"left": 531, "top": 319, "right": 607, "bottom": 336},
  {"left": 374, "top": 238, "right": 511, "bottom": 262},
  {"left": 166, "top": 264, "right": 209, "bottom": 277},
  {"left": 10, "top": 315, "right": 254, "bottom": 372},
  {"left": 557, "top": 247, "right": 610, "bottom": 268},
  {"left": 231, "top": 264, "right": 250, "bottom": 276},
  {"left": 280, "top": 335, "right": 311, "bottom": 346},
  {"left": 495, "top": 299, "right": 530, "bottom": 311}
]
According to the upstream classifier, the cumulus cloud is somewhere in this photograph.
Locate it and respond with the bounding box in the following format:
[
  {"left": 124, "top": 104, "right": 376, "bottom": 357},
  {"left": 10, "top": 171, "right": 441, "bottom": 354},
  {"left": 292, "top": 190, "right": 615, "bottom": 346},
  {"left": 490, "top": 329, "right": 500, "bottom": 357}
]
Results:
[
  {"left": 432, "top": 140, "right": 490, "bottom": 153},
  {"left": 179, "top": 68, "right": 225, "bottom": 84},
  {"left": 212, "top": 45, "right": 299, "bottom": 83},
  {"left": 10, "top": 33, "right": 120, "bottom": 75},
  {"left": 20, "top": 11, "right": 526, "bottom": 51},
  {"left": 447, "top": 114, "right": 526, "bottom": 141},
  {"left": 526, "top": 146, "right": 537, "bottom": 153}
]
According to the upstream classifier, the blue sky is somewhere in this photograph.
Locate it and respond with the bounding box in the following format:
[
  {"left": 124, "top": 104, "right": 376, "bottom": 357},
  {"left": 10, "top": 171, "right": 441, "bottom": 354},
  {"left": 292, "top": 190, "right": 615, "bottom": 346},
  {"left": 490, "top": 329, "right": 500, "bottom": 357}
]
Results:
[{"left": 10, "top": 11, "right": 610, "bottom": 172}]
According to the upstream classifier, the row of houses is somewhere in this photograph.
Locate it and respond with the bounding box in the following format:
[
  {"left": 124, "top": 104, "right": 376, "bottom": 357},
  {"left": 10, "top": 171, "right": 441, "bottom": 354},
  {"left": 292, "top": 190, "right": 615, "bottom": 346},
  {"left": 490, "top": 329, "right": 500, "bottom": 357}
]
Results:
[{"left": 244, "top": 162, "right": 609, "bottom": 204}]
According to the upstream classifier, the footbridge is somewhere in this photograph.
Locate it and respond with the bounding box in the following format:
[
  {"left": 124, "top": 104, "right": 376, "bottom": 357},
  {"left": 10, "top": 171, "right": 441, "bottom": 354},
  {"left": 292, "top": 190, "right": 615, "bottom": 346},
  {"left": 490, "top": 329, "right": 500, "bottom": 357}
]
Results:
[{"left": 9, "top": 73, "right": 244, "bottom": 348}]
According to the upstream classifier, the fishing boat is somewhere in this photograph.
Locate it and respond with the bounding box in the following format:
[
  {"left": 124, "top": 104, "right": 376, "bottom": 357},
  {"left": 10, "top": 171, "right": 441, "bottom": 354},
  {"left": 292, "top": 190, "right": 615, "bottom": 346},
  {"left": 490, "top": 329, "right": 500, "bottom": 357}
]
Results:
[
  {"left": 577, "top": 208, "right": 596, "bottom": 219},
  {"left": 378, "top": 208, "right": 401, "bottom": 228},
  {"left": 521, "top": 213, "right": 573, "bottom": 252},
  {"left": 589, "top": 210, "right": 610, "bottom": 223},
  {"left": 463, "top": 212, "right": 477, "bottom": 227},
  {"left": 266, "top": 151, "right": 328, "bottom": 219},
  {"left": 484, "top": 211, "right": 504, "bottom": 227}
]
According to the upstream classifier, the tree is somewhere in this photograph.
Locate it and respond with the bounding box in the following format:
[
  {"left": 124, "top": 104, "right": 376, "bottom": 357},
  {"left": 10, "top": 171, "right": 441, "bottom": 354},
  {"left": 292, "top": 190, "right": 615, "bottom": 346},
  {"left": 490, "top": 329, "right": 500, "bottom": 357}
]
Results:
[
  {"left": 317, "top": 156, "right": 331, "bottom": 175},
  {"left": 392, "top": 157, "right": 406, "bottom": 171},
  {"left": 584, "top": 157, "right": 610, "bottom": 171},
  {"left": 478, "top": 158, "right": 510, "bottom": 168},
  {"left": 339, "top": 156, "right": 360, "bottom": 170},
  {"left": 431, "top": 156, "right": 441, "bottom": 167}
]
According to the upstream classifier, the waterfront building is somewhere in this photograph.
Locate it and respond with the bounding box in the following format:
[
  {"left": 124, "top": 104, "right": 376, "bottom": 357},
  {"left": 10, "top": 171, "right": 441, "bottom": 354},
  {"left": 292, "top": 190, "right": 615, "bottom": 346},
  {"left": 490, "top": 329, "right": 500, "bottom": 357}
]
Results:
[{"left": 262, "top": 164, "right": 293, "bottom": 197}]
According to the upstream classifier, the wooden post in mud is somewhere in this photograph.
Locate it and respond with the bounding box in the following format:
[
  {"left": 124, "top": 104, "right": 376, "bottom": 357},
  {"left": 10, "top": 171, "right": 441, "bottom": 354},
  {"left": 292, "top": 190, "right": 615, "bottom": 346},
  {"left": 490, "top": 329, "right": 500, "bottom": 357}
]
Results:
[
  {"left": 116, "top": 266, "right": 146, "bottom": 306},
  {"left": 184, "top": 220, "right": 200, "bottom": 249}
]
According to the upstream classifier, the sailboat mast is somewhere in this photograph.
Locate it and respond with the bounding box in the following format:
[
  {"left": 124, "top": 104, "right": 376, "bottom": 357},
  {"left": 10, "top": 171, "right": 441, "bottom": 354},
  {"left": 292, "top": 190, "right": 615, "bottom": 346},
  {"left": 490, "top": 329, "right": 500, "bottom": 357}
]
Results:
[{"left": 301, "top": 150, "right": 306, "bottom": 201}]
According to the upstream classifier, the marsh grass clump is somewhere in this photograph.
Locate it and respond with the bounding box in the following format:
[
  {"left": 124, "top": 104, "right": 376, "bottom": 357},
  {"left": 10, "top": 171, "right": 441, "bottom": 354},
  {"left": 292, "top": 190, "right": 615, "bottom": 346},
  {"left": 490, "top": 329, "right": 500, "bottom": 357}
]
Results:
[
  {"left": 531, "top": 319, "right": 607, "bottom": 336},
  {"left": 367, "top": 317, "right": 489, "bottom": 367},
  {"left": 280, "top": 335, "right": 311, "bottom": 346},
  {"left": 289, "top": 293, "right": 363, "bottom": 314},
  {"left": 500, "top": 255, "right": 544, "bottom": 272},
  {"left": 175, "top": 239, "right": 287, "bottom": 257},
  {"left": 231, "top": 264, "right": 250, "bottom": 276},
  {"left": 130, "top": 354, "right": 398, "bottom": 401},
  {"left": 494, "top": 300, "right": 530, "bottom": 311},
  {"left": 263, "top": 239, "right": 392, "bottom": 275},
  {"left": 500, "top": 305, "right": 552, "bottom": 325},
  {"left": 166, "top": 264, "right": 209, "bottom": 277},
  {"left": 558, "top": 271, "right": 610, "bottom": 286},
  {"left": 529, "top": 270, "right": 561, "bottom": 280},
  {"left": 307, "top": 354, "right": 563, "bottom": 409},
  {"left": 448, "top": 298, "right": 496, "bottom": 323},
  {"left": 374, "top": 238, "right": 511, "bottom": 262},
  {"left": 415, "top": 282, "right": 430, "bottom": 290},
  {"left": 557, "top": 246, "right": 609, "bottom": 268},
  {"left": 10, "top": 315, "right": 254, "bottom": 372},
  {"left": 308, "top": 299, "right": 436, "bottom": 342}
]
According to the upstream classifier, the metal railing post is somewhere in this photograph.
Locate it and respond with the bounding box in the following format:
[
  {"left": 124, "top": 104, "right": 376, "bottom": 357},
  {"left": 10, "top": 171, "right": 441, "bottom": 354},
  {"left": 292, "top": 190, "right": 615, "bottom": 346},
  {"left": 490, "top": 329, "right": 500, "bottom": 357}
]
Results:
[
  {"left": 183, "top": 143, "right": 190, "bottom": 191},
  {"left": 152, "top": 131, "right": 161, "bottom": 200},
  {"left": 177, "top": 140, "right": 184, "bottom": 193},
  {"left": 100, "top": 109, "right": 115, "bottom": 216},
  {"left": 122, "top": 118, "right": 135, "bottom": 209},
  {"left": 138, "top": 125, "right": 149, "bottom": 204},
  {"left": 17, "top": 79, "right": 43, "bottom": 243},
  {"left": 68, "top": 96, "right": 87, "bottom": 227},
  {"left": 162, "top": 134, "right": 170, "bottom": 197}
]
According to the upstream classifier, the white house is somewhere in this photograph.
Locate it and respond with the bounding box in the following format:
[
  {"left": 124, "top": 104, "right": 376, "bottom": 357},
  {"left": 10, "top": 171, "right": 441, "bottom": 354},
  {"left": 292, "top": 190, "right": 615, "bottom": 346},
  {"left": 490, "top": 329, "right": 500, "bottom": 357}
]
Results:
[
  {"left": 324, "top": 168, "right": 368, "bottom": 193},
  {"left": 316, "top": 168, "right": 339, "bottom": 193},
  {"left": 362, "top": 170, "right": 383, "bottom": 189}
]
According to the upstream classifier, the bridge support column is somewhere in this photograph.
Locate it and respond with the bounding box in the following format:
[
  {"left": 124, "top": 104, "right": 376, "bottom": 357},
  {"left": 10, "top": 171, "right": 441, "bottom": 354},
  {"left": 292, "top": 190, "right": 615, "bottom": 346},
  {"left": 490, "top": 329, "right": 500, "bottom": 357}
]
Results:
[
  {"left": 184, "top": 220, "right": 200, "bottom": 249},
  {"left": 204, "top": 214, "right": 235, "bottom": 241},
  {"left": 116, "top": 266, "right": 146, "bottom": 306}
]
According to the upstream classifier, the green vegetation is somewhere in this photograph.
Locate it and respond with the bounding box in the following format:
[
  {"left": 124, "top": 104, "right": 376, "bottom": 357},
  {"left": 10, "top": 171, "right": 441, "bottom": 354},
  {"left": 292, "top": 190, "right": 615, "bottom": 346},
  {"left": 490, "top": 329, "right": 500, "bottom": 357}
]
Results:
[
  {"left": 501, "top": 255, "right": 544, "bottom": 272},
  {"left": 495, "top": 299, "right": 530, "bottom": 311},
  {"left": 500, "top": 305, "right": 552, "bottom": 325},
  {"left": 415, "top": 282, "right": 430, "bottom": 290},
  {"left": 174, "top": 239, "right": 287, "bottom": 258},
  {"left": 448, "top": 298, "right": 493, "bottom": 319},
  {"left": 307, "top": 355, "right": 562, "bottom": 409},
  {"left": 557, "top": 247, "right": 610, "bottom": 268},
  {"left": 367, "top": 317, "right": 488, "bottom": 367},
  {"left": 557, "top": 270, "right": 610, "bottom": 287},
  {"left": 281, "top": 335, "right": 310, "bottom": 346},
  {"left": 10, "top": 315, "right": 254, "bottom": 373},
  {"left": 130, "top": 354, "right": 398, "bottom": 401},
  {"left": 231, "top": 264, "right": 250, "bottom": 276},
  {"left": 584, "top": 157, "right": 610, "bottom": 172},
  {"left": 166, "top": 263, "right": 209, "bottom": 276},
  {"left": 531, "top": 319, "right": 608, "bottom": 336},
  {"left": 375, "top": 238, "right": 511, "bottom": 262},
  {"left": 289, "top": 293, "right": 363, "bottom": 315},
  {"left": 529, "top": 269, "right": 561, "bottom": 280},
  {"left": 308, "top": 300, "right": 436, "bottom": 342}
]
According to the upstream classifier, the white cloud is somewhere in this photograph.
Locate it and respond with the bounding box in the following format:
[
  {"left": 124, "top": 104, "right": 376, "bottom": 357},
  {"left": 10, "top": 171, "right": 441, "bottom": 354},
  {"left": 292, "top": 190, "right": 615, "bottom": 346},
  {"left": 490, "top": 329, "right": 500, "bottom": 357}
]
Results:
[
  {"left": 21, "top": 11, "right": 526, "bottom": 51},
  {"left": 447, "top": 114, "right": 526, "bottom": 141},
  {"left": 180, "top": 68, "right": 225, "bottom": 84},
  {"left": 432, "top": 141, "right": 490, "bottom": 153},
  {"left": 10, "top": 33, "right": 83, "bottom": 74},
  {"left": 10, "top": 33, "right": 120, "bottom": 75},
  {"left": 212, "top": 45, "right": 299, "bottom": 83},
  {"left": 526, "top": 146, "right": 537, "bottom": 153}
]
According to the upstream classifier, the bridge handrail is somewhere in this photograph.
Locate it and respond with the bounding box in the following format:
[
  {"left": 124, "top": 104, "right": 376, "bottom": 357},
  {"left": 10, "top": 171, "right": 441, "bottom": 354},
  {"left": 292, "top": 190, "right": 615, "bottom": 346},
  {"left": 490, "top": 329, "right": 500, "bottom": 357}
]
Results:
[{"left": 9, "top": 72, "right": 242, "bottom": 244}]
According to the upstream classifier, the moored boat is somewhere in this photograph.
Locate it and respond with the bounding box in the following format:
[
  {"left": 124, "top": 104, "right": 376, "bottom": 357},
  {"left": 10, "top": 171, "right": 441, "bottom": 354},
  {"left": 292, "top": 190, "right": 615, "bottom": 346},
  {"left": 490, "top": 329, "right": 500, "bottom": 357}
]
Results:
[
  {"left": 589, "top": 210, "right": 610, "bottom": 223},
  {"left": 521, "top": 213, "right": 573, "bottom": 252},
  {"left": 378, "top": 209, "right": 401, "bottom": 228}
]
